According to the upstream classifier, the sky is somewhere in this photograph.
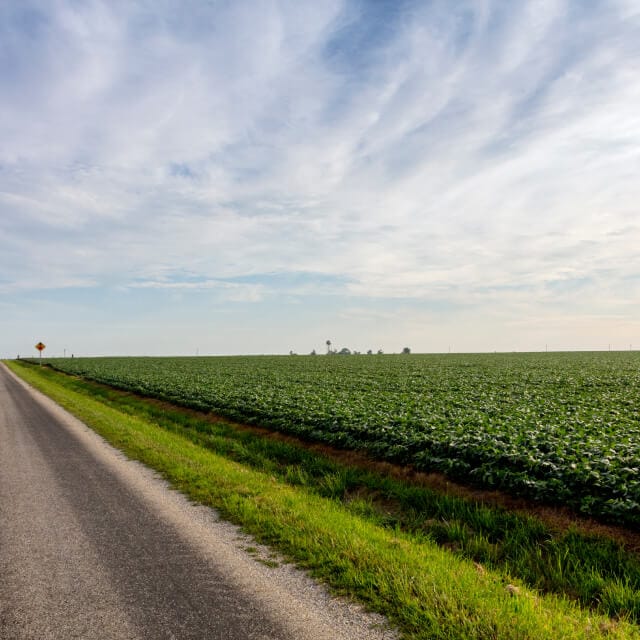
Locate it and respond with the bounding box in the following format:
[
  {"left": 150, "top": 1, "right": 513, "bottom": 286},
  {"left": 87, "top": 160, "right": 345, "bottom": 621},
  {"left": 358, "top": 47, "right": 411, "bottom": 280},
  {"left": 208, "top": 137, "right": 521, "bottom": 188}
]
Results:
[{"left": 1, "top": 0, "right": 640, "bottom": 357}]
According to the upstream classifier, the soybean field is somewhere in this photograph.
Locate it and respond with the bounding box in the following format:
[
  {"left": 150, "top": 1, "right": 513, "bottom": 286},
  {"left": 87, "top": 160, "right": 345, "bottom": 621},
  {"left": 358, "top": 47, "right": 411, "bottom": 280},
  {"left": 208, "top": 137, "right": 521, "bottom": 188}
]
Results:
[{"left": 41, "top": 352, "right": 640, "bottom": 526}]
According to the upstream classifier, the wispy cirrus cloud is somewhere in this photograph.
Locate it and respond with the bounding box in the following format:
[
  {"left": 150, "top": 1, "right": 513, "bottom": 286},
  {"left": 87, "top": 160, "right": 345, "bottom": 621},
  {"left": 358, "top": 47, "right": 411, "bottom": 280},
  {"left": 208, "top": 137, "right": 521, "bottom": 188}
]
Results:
[{"left": 1, "top": 0, "right": 639, "bottom": 354}]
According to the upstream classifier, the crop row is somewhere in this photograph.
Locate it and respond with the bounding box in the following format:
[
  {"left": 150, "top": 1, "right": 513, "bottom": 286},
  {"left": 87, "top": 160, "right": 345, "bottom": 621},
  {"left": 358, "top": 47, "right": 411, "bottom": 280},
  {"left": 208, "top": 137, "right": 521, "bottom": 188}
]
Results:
[{"left": 42, "top": 352, "right": 640, "bottom": 525}]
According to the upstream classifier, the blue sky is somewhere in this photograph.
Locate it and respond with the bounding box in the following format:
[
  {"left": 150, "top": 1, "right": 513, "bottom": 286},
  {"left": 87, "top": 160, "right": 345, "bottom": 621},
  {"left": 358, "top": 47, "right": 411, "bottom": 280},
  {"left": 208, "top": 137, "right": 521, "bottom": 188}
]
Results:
[{"left": 1, "top": 0, "right": 640, "bottom": 357}]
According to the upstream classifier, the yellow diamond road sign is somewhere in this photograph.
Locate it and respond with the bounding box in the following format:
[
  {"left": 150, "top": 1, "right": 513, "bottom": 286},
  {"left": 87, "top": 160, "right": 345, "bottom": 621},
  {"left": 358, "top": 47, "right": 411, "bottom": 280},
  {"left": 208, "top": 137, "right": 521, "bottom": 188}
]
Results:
[{"left": 35, "top": 342, "right": 46, "bottom": 352}]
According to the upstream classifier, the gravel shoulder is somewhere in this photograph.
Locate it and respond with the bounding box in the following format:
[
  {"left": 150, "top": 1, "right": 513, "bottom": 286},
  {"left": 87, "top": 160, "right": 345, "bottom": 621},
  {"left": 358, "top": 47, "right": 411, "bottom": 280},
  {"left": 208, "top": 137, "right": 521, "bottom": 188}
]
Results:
[{"left": 0, "top": 363, "right": 398, "bottom": 640}]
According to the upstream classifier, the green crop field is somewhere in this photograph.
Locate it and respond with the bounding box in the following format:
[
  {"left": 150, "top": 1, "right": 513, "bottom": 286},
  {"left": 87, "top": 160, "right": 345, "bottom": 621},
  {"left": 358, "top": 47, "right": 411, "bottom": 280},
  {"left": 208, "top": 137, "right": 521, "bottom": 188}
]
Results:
[
  {"left": 41, "top": 351, "right": 640, "bottom": 525},
  {"left": 10, "top": 357, "right": 640, "bottom": 636}
]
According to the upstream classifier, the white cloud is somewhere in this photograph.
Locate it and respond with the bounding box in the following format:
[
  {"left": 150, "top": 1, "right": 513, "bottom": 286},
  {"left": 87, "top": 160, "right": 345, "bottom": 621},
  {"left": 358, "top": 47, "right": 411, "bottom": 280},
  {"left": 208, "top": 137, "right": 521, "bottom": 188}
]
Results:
[{"left": 1, "top": 0, "right": 640, "bottom": 353}]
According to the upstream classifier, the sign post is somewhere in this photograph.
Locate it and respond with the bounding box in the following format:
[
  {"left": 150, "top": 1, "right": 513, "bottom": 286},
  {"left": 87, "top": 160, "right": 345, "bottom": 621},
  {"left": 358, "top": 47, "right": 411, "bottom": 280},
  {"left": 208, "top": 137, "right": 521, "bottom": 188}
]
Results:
[{"left": 35, "top": 341, "right": 46, "bottom": 365}]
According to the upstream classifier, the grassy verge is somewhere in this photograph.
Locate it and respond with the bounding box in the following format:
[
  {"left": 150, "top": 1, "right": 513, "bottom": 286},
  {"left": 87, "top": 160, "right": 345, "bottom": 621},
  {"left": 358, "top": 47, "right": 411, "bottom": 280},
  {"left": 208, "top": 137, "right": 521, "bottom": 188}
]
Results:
[{"left": 6, "top": 360, "right": 640, "bottom": 640}]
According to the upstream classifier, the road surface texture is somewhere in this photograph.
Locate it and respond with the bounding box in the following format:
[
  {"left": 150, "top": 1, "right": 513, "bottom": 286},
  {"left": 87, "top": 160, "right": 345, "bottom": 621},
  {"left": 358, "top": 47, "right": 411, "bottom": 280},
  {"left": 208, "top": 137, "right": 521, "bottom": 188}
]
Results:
[{"left": 0, "top": 363, "right": 397, "bottom": 640}]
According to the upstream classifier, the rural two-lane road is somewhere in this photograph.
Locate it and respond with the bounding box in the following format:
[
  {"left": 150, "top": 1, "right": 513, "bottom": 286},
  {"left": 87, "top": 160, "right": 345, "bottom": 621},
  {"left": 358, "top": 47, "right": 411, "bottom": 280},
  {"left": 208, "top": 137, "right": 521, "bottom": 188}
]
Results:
[{"left": 0, "top": 364, "right": 396, "bottom": 640}]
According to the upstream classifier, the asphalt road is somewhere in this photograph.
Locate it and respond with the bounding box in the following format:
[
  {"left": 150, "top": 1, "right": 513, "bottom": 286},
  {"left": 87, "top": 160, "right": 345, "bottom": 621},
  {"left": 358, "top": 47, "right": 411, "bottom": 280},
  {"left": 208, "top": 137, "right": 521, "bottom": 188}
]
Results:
[{"left": 0, "top": 364, "right": 397, "bottom": 640}]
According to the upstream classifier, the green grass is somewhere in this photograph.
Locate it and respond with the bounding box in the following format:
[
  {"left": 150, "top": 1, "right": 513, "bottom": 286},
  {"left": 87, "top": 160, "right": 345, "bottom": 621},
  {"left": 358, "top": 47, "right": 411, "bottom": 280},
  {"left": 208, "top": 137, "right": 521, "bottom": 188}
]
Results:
[{"left": 6, "top": 359, "right": 640, "bottom": 640}]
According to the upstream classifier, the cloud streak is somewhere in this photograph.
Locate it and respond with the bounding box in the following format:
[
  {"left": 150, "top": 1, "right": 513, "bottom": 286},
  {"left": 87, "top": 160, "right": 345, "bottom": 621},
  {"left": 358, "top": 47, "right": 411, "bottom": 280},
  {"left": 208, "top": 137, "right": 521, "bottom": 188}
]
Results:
[{"left": 1, "top": 0, "right": 639, "bottom": 353}]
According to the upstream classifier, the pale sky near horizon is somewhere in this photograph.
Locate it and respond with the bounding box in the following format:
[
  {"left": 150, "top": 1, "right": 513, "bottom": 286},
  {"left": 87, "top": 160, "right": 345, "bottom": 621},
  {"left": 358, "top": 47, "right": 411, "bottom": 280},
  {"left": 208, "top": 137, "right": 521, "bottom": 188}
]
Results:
[{"left": 1, "top": 0, "right": 640, "bottom": 358}]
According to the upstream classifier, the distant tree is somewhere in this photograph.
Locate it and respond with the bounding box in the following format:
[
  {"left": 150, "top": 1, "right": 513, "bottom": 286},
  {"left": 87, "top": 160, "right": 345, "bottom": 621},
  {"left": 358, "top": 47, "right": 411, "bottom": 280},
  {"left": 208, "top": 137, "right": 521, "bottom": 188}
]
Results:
[
  {"left": 338, "top": 347, "right": 351, "bottom": 355},
  {"left": 377, "top": 349, "right": 384, "bottom": 355},
  {"left": 310, "top": 349, "right": 317, "bottom": 356},
  {"left": 289, "top": 350, "right": 297, "bottom": 356},
  {"left": 402, "top": 347, "right": 411, "bottom": 354},
  {"left": 367, "top": 349, "right": 373, "bottom": 355}
]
